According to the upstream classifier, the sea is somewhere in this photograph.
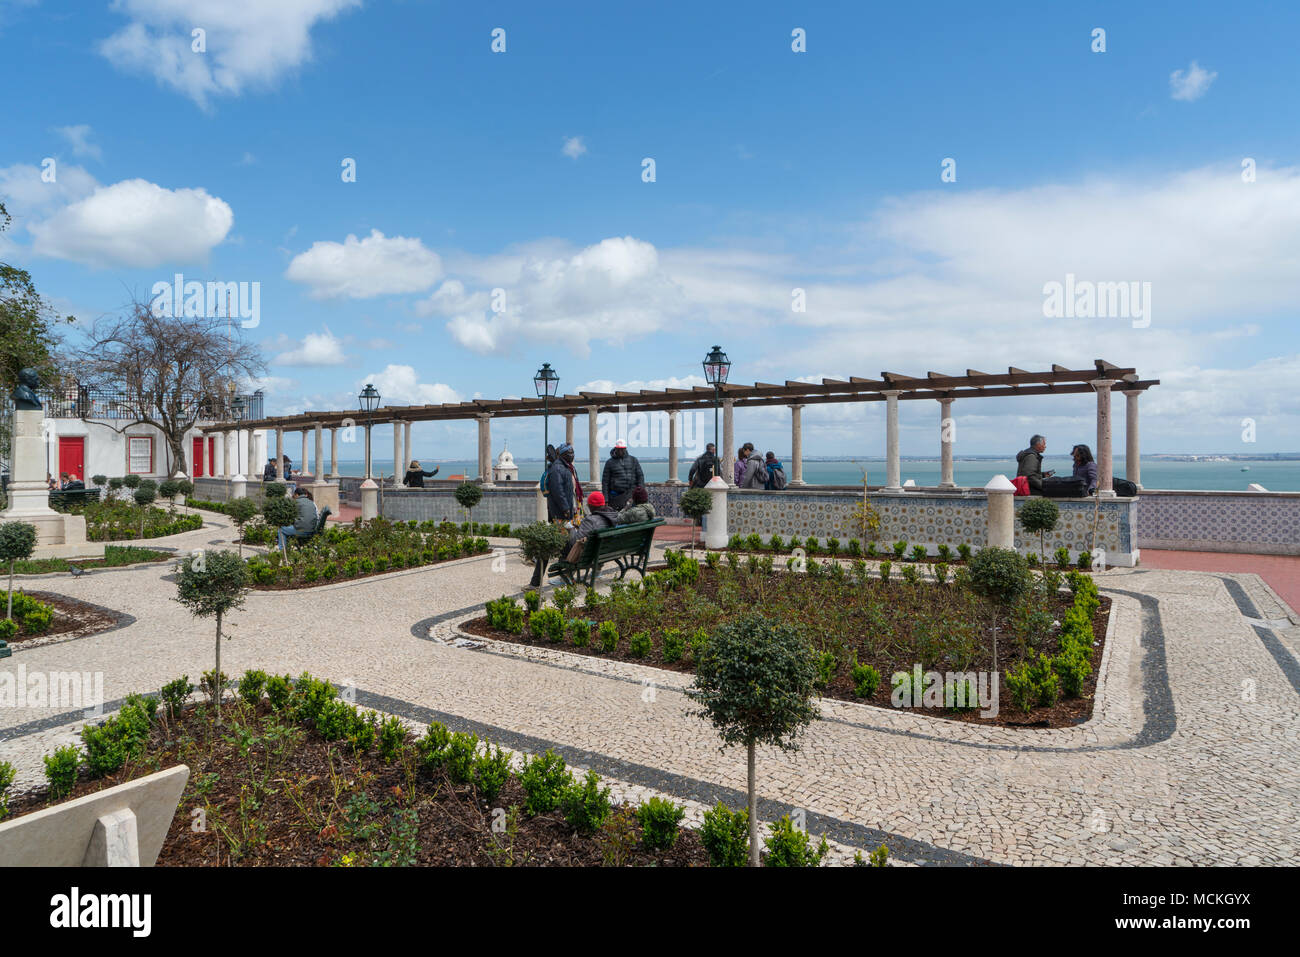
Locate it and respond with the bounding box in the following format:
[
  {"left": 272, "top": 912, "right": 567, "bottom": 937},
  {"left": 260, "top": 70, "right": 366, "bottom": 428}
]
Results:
[{"left": 331, "top": 456, "right": 1300, "bottom": 492}]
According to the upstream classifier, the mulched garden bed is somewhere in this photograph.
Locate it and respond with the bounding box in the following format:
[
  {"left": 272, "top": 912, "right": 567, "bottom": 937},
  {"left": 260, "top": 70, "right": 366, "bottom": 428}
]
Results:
[
  {"left": 463, "top": 566, "right": 1112, "bottom": 730},
  {"left": 4, "top": 698, "right": 710, "bottom": 866},
  {"left": 4, "top": 591, "right": 125, "bottom": 645}
]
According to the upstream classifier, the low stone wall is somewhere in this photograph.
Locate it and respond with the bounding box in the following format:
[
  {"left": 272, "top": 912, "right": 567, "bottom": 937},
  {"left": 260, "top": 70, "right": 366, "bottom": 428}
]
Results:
[
  {"left": 380, "top": 485, "right": 538, "bottom": 525},
  {"left": 193, "top": 477, "right": 265, "bottom": 504},
  {"left": 723, "top": 488, "right": 1139, "bottom": 566},
  {"left": 1135, "top": 489, "right": 1300, "bottom": 555}
]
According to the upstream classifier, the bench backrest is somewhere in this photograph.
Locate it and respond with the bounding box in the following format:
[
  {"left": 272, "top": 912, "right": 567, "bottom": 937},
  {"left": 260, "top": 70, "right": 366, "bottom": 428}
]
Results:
[{"left": 577, "top": 519, "right": 663, "bottom": 562}]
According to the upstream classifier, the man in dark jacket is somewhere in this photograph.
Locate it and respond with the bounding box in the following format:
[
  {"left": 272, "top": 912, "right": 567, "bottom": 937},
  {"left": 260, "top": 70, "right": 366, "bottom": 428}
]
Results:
[
  {"left": 688, "top": 443, "right": 720, "bottom": 487},
  {"left": 1015, "top": 435, "right": 1054, "bottom": 495},
  {"left": 567, "top": 491, "right": 619, "bottom": 547},
  {"left": 601, "top": 440, "right": 644, "bottom": 509},
  {"left": 277, "top": 487, "right": 319, "bottom": 553},
  {"left": 546, "top": 444, "right": 580, "bottom": 521}
]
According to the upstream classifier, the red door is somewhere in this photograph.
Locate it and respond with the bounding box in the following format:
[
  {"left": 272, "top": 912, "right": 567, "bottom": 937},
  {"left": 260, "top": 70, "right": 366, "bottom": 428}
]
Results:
[
  {"left": 58, "top": 437, "right": 85, "bottom": 483},
  {"left": 192, "top": 437, "right": 205, "bottom": 477}
]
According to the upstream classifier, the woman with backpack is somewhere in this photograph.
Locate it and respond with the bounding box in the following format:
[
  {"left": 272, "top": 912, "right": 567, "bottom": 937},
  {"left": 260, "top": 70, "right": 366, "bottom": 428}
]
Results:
[{"left": 764, "top": 451, "right": 787, "bottom": 490}]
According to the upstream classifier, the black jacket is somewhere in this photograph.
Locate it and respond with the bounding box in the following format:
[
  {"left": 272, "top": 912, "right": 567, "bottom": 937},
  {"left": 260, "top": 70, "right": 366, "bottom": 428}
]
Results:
[
  {"left": 567, "top": 506, "right": 619, "bottom": 546},
  {"left": 688, "top": 452, "right": 720, "bottom": 487},
  {"left": 546, "top": 458, "right": 578, "bottom": 520},
  {"left": 601, "top": 448, "right": 644, "bottom": 498},
  {"left": 403, "top": 467, "right": 438, "bottom": 488},
  {"left": 1016, "top": 448, "right": 1045, "bottom": 494}
]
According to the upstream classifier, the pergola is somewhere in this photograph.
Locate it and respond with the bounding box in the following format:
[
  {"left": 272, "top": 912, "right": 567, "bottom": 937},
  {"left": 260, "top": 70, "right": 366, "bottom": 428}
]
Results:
[{"left": 203, "top": 359, "right": 1158, "bottom": 494}]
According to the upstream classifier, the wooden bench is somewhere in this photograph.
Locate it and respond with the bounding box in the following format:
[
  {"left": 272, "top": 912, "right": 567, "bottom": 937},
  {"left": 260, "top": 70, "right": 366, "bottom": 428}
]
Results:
[
  {"left": 49, "top": 487, "right": 101, "bottom": 509},
  {"left": 547, "top": 518, "right": 664, "bottom": 586}
]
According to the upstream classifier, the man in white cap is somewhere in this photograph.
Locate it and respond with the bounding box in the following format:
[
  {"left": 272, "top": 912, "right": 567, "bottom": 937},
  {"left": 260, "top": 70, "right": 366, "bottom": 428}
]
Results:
[{"left": 601, "top": 438, "right": 645, "bottom": 510}]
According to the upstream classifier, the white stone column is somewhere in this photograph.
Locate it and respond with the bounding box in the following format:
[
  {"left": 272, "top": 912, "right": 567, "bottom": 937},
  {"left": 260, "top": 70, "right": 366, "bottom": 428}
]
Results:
[
  {"left": 313, "top": 422, "right": 324, "bottom": 482},
  {"left": 477, "top": 413, "right": 495, "bottom": 487},
  {"left": 722, "top": 398, "right": 735, "bottom": 486},
  {"left": 1125, "top": 390, "right": 1141, "bottom": 490},
  {"left": 247, "top": 430, "right": 256, "bottom": 479},
  {"left": 403, "top": 421, "right": 412, "bottom": 475},
  {"left": 883, "top": 390, "right": 902, "bottom": 491},
  {"left": 1091, "top": 379, "right": 1117, "bottom": 496},
  {"left": 938, "top": 398, "right": 955, "bottom": 488},
  {"left": 300, "top": 431, "right": 308, "bottom": 478},
  {"left": 275, "top": 427, "right": 284, "bottom": 480},
  {"left": 587, "top": 405, "right": 599, "bottom": 483},
  {"left": 666, "top": 409, "right": 682, "bottom": 484},
  {"left": 225, "top": 431, "right": 236, "bottom": 478},
  {"left": 985, "top": 475, "right": 1016, "bottom": 549},
  {"left": 360, "top": 478, "right": 378, "bottom": 520},
  {"left": 213, "top": 429, "right": 225, "bottom": 479},
  {"left": 704, "top": 476, "right": 729, "bottom": 548},
  {"left": 392, "top": 421, "right": 403, "bottom": 484},
  {"left": 328, "top": 428, "right": 339, "bottom": 479},
  {"left": 789, "top": 404, "right": 805, "bottom": 486},
  {"left": 363, "top": 424, "right": 373, "bottom": 479},
  {"left": 565, "top": 414, "right": 575, "bottom": 448}
]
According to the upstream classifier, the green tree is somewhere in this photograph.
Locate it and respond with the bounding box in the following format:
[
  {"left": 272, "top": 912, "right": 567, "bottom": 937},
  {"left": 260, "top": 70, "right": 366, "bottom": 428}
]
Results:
[
  {"left": 225, "top": 497, "right": 259, "bottom": 556},
  {"left": 174, "top": 550, "right": 249, "bottom": 722},
  {"left": 1017, "top": 498, "right": 1059, "bottom": 565},
  {"left": 678, "top": 487, "right": 712, "bottom": 556},
  {"left": 0, "top": 521, "right": 36, "bottom": 620},
  {"left": 687, "top": 614, "right": 820, "bottom": 866},
  {"left": 454, "top": 481, "right": 483, "bottom": 524},
  {"left": 0, "top": 202, "right": 73, "bottom": 461},
  {"left": 134, "top": 481, "right": 158, "bottom": 538}
]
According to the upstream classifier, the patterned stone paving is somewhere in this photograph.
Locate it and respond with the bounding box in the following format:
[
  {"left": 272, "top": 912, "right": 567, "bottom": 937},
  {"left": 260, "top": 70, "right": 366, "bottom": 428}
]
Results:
[{"left": 1, "top": 509, "right": 1297, "bottom": 866}]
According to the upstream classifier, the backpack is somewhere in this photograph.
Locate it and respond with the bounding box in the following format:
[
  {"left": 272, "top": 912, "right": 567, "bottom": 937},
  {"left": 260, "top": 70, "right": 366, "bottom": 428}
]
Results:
[
  {"left": 1043, "top": 476, "right": 1087, "bottom": 498},
  {"left": 769, "top": 467, "right": 787, "bottom": 490},
  {"left": 1113, "top": 477, "right": 1138, "bottom": 497}
]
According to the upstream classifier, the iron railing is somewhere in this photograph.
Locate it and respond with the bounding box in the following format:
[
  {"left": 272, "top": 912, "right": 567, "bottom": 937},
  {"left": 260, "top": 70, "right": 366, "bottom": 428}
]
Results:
[{"left": 3, "top": 389, "right": 264, "bottom": 422}]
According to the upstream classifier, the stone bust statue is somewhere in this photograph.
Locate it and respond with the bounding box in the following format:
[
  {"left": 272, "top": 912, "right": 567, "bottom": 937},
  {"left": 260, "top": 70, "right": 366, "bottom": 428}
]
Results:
[{"left": 12, "top": 368, "right": 42, "bottom": 411}]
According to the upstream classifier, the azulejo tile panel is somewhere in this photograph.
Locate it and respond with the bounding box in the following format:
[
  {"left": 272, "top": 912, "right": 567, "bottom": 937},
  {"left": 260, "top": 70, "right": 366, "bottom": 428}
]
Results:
[{"left": 1137, "top": 494, "right": 1300, "bottom": 550}]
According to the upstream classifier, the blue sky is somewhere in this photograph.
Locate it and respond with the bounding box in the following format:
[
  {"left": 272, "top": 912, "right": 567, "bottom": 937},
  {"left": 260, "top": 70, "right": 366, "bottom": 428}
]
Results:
[{"left": 2, "top": 0, "right": 1298, "bottom": 461}]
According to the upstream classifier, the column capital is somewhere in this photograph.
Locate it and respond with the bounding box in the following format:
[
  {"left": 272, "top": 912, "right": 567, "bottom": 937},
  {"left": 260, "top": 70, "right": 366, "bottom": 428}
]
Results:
[
  {"left": 881, "top": 389, "right": 902, "bottom": 397},
  {"left": 1089, "top": 378, "right": 1117, "bottom": 390}
]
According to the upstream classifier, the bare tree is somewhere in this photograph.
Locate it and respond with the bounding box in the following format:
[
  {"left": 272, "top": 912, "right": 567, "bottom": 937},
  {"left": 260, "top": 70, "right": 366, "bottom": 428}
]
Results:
[{"left": 73, "top": 300, "right": 265, "bottom": 474}]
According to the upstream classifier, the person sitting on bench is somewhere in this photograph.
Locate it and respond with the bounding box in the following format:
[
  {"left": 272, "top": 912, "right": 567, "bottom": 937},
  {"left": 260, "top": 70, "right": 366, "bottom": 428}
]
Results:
[
  {"left": 1015, "top": 434, "right": 1055, "bottom": 495},
  {"left": 277, "top": 487, "right": 318, "bottom": 553},
  {"left": 1071, "top": 444, "right": 1098, "bottom": 495},
  {"left": 616, "top": 486, "right": 656, "bottom": 525},
  {"left": 566, "top": 491, "right": 619, "bottom": 547}
]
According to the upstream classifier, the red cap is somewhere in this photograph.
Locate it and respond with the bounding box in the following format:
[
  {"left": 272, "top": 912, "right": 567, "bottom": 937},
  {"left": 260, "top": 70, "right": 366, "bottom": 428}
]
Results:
[{"left": 587, "top": 491, "right": 605, "bottom": 507}]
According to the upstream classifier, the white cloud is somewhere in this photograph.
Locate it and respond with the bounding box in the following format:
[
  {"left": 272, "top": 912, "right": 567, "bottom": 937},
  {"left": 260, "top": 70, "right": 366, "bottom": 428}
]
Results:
[
  {"left": 274, "top": 328, "right": 348, "bottom": 366},
  {"left": 1170, "top": 61, "right": 1217, "bottom": 101},
  {"left": 562, "top": 136, "right": 587, "bottom": 159},
  {"left": 53, "top": 124, "right": 102, "bottom": 160},
  {"left": 357, "top": 365, "right": 460, "bottom": 407},
  {"left": 577, "top": 375, "right": 708, "bottom": 394},
  {"left": 27, "top": 178, "right": 233, "bottom": 267},
  {"left": 0, "top": 163, "right": 99, "bottom": 219},
  {"left": 433, "top": 236, "right": 685, "bottom": 357},
  {"left": 99, "top": 0, "right": 361, "bottom": 108},
  {"left": 286, "top": 229, "right": 442, "bottom": 299}
]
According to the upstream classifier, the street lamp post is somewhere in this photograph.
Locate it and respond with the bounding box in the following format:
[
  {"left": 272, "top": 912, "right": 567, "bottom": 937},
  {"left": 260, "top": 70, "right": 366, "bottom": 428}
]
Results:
[
  {"left": 702, "top": 345, "right": 731, "bottom": 480},
  {"left": 534, "top": 362, "right": 560, "bottom": 470},
  {"left": 359, "top": 383, "right": 381, "bottom": 479}
]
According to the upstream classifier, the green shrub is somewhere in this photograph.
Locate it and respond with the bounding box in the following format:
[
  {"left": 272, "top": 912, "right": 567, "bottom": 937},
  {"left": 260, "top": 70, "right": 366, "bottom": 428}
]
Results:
[
  {"left": 968, "top": 547, "right": 1031, "bottom": 606},
  {"left": 560, "top": 769, "right": 612, "bottom": 834},
  {"left": 764, "top": 815, "right": 828, "bottom": 867},
  {"left": 900, "top": 565, "right": 920, "bottom": 585},
  {"left": 944, "top": 676, "right": 979, "bottom": 711},
  {"left": 0, "top": 760, "right": 15, "bottom": 820},
  {"left": 768, "top": 534, "right": 784, "bottom": 552},
  {"left": 598, "top": 620, "right": 619, "bottom": 653},
  {"left": 1053, "top": 648, "right": 1093, "bottom": 697},
  {"left": 419, "top": 722, "right": 452, "bottom": 770},
  {"left": 804, "top": 536, "right": 819, "bottom": 554},
  {"left": 865, "top": 541, "right": 878, "bottom": 558},
  {"left": 264, "top": 481, "right": 287, "bottom": 498},
  {"left": 662, "top": 627, "right": 685, "bottom": 663},
  {"left": 1054, "top": 546, "right": 1071, "bottom": 570},
  {"left": 266, "top": 674, "right": 293, "bottom": 711},
  {"left": 80, "top": 699, "right": 153, "bottom": 777},
  {"left": 933, "top": 561, "right": 949, "bottom": 584},
  {"left": 551, "top": 585, "right": 576, "bottom": 614},
  {"left": 937, "top": 544, "right": 953, "bottom": 561},
  {"left": 1077, "top": 551, "right": 1093, "bottom": 570},
  {"left": 568, "top": 618, "right": 592, "bottom": 647},
  {"left": 529, "top": 607, "right": 566, "bottom": 643},
  {"left": 520, "top": 749, "right": 573, "bottom": 815},
  {"left": 813, "top": 650, "right": 837, "bottom": 690},
  {"left": 892, "top": 540, "right": 908, "bottom": 558},
  {"left": 43, "top": 745, "right": 80, "bottom": 800},
  {"left": 378, "top": 715, "right": 408, "bottom": 762},
  {"left": 237, "top": 670, "right": 267, "bottom": 706},
  {"left": 473, "top": 744, "right": 512, "bottom": 801},
  {"left": 878, "top": 559, "right": 891, "bottom": 581},
  {"left": 855, "top": 845, "right": 890, "bottom": 867},
  {"left": 122, "top": 474, "right": 142, "bottom": 490},
  {"left": 825, "top": 537, "right": 840, "bottom": 555},
  {"left": 518, "top": 521, "right": 569, "bottom": 568},
  {"left": 0, "top": 618, "right": 15, "bottom": 642},
  {"left": 851, "top": 660, "right": 881, "bottom": 698},
  {"left": 629, "top": 630, "right": 653, "bottom": 658},
  {"left": 159, "top": 675, "right": 193, "bottom": 717},
  {"left": 746, "top": 533, "right": 763, "bottom": 552},
  {"left": 957, "top": 543, "right": 972, "bottom": 561},
  {"left": 910, "top": 544, "right": 928, "bottom": 563},
  {"left": 523, "top": 590, "right": 541, "bottom": 612},
  {"left": 846, "top": 539, "right": 862, "bottom": 557},
  {"left": 688, "top": 628, "right": 709, "bottom": 662},
  {"left": 444, "top": 732, "right": 480, "bottom": 783},
  {"left": 700, "top": 802, "right": 749, "bottom": 867},
  {"left": 637, "top": 796, "right": 686, "bottom": 849}
]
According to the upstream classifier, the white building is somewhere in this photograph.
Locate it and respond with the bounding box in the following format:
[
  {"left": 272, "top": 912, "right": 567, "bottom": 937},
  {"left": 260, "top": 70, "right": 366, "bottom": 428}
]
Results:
[{"left": 19, "top": 388, "right": 268, "bottom": 483}]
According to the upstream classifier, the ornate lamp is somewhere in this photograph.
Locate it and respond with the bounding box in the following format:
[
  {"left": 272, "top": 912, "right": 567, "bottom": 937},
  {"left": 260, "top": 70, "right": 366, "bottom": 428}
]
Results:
[
  {"left": 702, "top": 345, "right": 731, "bottom": 479},
  {"left": 534, "top": 362, "right": 560, "bottom": 473}
]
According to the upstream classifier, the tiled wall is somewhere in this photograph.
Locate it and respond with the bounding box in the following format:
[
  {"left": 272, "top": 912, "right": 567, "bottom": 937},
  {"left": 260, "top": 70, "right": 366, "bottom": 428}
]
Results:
[
  {"left": 1135, "top": 490, "right": 1300, "bottom": 555},
  {"left": 380, "top": 486, "right": 539, "bottom": 526},
  {"left": 723, "top": 489, "right": 1138, "bottom": 565}
]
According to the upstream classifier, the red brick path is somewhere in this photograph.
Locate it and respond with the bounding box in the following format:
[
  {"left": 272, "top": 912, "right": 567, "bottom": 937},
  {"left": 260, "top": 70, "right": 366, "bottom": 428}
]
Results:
[{"left": 1139, "top": 549, "right": 1299, "bottom": 616}]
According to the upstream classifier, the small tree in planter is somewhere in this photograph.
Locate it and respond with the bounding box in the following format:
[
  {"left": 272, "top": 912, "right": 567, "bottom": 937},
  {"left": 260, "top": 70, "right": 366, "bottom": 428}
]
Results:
[
  {"left": 122, "top": 473, "right": 142, "bottom": 492},
  {"left": 518, "top": 520, "right": 568, "bottom": 583},
  {"left": 107, "top": 477, "right": 124, "bottom": 501},
  {"left": 158, "top": 478, "right": 181, "bottom": 512},
  {"left": 1018, "top": 497, "right": 1059, "bottom": 566},
  {"left": 687, "top": 614, "right": 820, "bottom": 866},
  {"left": 262, "top": 492, "right": 297, "bottom": 537},
  {"left": 967, "top": 545, "right": 1032, "bottom": 671},
  {"left": 133, "top": 480, "right": 158, "bottom": 538},
  {"left": 455, "top": 481, "right": 483, "bottom": 526},
  {"left": 91, "top": 474, "right": 108, "bottom": 489},
  {"left": 174, "top": 549, "right": 249, "bottom": 723},
  {"left": 678, "top": 487, "right": 712, "bottom": 556},
  {"left": 0, "top": 521, "right": 37, "bottom": 621},
  {"left": 226, "top": 497, "right": 259, "bottom": 556}
]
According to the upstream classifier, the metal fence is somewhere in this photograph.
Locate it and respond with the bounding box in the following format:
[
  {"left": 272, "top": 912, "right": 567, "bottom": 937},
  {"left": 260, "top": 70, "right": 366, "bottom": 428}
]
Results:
[{"left": 4, "top": 389, "right": 264, "bottom": 422}]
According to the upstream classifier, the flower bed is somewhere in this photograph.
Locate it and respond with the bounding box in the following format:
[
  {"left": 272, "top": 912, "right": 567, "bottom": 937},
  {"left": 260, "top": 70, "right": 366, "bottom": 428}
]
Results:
[
  {"left": 719, "top": 534, "right": 1101, "bottom": 571},
  {"left": 12, "top": 545, "right": 172, "bottom": 575},
  {"left": 0, "top": 671, "right": 864, "bottom": 866},
  {"left": 465, "top": 552, "right": 1111, "bottom": 729},
  {"left": 242, "top": 518, "right": 492, "bottom": 589},
  {"left": 70, "top": 500, "right": 203, "bottom": 541},
  {"left": 0, "top": 590, "right": 122, "bottom": 645}
]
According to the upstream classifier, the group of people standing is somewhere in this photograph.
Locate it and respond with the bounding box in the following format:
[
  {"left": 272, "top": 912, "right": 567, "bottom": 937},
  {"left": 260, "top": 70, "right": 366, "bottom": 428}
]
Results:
[{"left": 687, "top": 442, "right": 787, "bottom": 490}]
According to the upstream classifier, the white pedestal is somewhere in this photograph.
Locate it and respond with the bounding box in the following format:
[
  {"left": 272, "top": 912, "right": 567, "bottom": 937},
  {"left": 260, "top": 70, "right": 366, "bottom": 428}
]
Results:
[
  {"left": 703, "top": 476, "right": 728, "bottom": 549},
  {"left": 1, "top": 409, "right": 104, "bottom": 559}
]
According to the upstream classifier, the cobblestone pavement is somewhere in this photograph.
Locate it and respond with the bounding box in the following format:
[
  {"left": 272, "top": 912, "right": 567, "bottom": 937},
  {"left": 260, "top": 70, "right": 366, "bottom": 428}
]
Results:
[{"left": 2, "top": 509, "right": 1297, "bottom": 866}]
